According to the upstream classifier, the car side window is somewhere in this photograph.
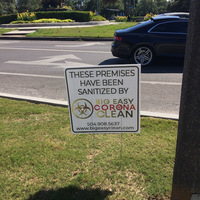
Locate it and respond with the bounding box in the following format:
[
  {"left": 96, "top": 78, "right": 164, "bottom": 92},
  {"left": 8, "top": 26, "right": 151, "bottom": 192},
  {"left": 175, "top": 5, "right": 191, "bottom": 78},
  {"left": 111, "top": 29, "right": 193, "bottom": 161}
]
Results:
[{"left": 150, "top": 22, "right": 188, "bottom": 34}]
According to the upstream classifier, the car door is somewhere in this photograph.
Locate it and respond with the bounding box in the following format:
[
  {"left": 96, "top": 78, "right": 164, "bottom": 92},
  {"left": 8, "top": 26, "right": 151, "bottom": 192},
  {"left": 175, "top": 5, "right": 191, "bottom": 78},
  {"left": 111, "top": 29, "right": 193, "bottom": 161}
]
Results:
[{"left": 148, "top": 21, "right": 188, "bottom": 57}]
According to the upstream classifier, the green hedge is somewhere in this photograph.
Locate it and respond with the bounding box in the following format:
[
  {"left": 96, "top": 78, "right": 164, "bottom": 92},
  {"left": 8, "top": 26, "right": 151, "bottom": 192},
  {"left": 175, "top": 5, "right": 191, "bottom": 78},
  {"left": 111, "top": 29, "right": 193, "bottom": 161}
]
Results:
[
  {"left": 131, "top": 16, "right": 144, "bottom": 22},
  {"left": 0, "top": 14, "right": 17, "bottom": 24},
  {"left": 35, "top": 11, "right": 91, "bottom": 22},
  {"left": 0, "top": 11, "right": 91, "bottom": 24}
]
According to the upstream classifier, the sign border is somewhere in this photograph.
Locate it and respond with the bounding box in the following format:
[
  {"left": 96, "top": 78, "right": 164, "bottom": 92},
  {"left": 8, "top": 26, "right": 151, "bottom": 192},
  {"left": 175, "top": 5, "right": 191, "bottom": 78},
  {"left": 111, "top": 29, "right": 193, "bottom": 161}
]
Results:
[{"left": 65, "top": 64, "right": 140, "bottom": 134}]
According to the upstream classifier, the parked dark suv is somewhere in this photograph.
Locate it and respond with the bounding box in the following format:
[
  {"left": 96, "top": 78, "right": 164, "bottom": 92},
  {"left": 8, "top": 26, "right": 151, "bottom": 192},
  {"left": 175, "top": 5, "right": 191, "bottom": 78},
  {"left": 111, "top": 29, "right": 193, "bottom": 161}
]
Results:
[{"left": 111, "top": 14, "right": 188, "bottom": 66}]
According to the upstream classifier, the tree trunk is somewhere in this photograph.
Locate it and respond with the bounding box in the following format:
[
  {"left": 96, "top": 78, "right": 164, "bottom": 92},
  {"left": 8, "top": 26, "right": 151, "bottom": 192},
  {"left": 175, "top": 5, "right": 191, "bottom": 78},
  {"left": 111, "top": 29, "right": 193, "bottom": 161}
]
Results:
[{"left": 171, "top": 0, "right": 200, "bottom": 199}]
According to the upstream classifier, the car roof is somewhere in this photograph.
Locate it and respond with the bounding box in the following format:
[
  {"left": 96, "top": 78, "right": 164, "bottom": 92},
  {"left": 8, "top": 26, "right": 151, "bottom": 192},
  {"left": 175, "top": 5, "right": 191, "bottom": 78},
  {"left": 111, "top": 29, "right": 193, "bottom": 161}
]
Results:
[
  {"left": 158, "top": 12, "right": 189, "bottom": 19},
  {"left": 115, "top": 14, "right": 188, "bottom": 34},
  {"left": 151, "top": 15, "right": 188, "bottom": 22},
  {"left": 152, "top": 15, "right": 180, "bottom": 21}
]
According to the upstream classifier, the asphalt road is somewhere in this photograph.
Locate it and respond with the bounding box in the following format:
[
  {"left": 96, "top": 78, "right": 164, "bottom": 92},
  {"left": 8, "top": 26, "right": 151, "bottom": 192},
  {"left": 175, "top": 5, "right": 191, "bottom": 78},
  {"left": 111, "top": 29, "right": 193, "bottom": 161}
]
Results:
[{"left": 0, "top": 40, "right": 184, "bottom": 117}]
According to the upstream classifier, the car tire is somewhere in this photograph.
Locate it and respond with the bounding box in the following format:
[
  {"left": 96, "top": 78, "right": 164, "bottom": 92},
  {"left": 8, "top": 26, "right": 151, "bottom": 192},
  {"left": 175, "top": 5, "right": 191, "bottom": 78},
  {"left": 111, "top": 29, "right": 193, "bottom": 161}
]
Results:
[{"left": 131, "top": 46, "right": 155, "bottom": 66}]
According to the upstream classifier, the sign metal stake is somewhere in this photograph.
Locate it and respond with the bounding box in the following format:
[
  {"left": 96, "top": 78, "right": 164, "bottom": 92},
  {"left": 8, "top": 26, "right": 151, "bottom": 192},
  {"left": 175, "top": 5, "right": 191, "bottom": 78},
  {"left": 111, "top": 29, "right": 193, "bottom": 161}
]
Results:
[
  {"left": 93, "top": 133, "right": 96, "bottom": 167},
  {"left": 120, "top": 133, "right": 123, "bottom": 168}
]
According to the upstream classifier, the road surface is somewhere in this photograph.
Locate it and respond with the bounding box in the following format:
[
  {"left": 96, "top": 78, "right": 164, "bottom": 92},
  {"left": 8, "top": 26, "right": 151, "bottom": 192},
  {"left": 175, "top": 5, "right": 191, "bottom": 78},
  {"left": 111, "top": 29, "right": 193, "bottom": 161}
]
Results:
[{"left": 0, "top": 40, "right": 184, "bottom": 118}]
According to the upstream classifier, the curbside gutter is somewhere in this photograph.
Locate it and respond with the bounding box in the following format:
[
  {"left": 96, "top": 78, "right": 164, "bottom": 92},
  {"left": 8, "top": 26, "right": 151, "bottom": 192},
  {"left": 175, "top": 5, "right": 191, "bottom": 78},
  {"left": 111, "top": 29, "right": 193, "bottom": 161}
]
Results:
[
  {"left": 0, "top": 36, "right": 113, "bottom": 41},
  {"left": 0, "top": 93, "right": 179, "bottom": 120}
]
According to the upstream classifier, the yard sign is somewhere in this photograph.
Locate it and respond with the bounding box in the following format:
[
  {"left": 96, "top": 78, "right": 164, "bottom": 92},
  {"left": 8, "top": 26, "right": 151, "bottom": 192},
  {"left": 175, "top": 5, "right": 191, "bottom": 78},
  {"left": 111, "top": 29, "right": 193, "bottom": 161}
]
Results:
[{"left": 65, "top": 64, "right": 140, "bottom": 134}]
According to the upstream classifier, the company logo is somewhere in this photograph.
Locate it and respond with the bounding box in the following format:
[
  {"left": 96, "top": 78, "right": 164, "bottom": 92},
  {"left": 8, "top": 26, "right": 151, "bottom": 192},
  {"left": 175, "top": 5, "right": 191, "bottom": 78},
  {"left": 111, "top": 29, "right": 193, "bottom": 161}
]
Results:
[{"left": 72, "top": 99, "right": 93, "bottom": 119}]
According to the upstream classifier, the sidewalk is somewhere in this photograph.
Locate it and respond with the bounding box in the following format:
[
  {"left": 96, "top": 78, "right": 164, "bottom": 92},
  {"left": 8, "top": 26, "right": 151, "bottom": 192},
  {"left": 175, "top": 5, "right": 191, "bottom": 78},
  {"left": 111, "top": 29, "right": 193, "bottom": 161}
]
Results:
[{"left": 0, "top": 21, "right": 112, "bottom": 28}]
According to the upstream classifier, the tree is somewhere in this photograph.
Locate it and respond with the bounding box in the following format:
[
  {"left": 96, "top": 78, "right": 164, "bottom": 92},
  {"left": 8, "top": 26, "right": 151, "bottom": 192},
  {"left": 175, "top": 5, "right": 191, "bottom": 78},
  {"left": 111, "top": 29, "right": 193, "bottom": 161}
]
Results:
[
  {"left": 136, "top": 0, "right": 152, "bottom": 16},
  {"left": 69, "top": 0, "right": 90, "bottom": 10},
  {"left": 66, "top": 0, "right": 73, "bottom": 7},
  {"left": 0, "top": 0, "right": 16, "bottom": 14},
  {"left": 171, "top": 0, "right": 200, "bottom": 199},
  {"left": 0, "top": 2, "right": 3, "bottom": 15},
  {"left": 17, "top": 0, "right": 41, "bottom": 12},
  {"left": 135, "top": 0, "right": 168, "bottom": 16},
  {"left": 102, "top": 0, "right": 118, "bottom": 4},
  {"left": 84, "top": 0, "right": 96, "bottom": 12},
  {"left": 124, "top": 0, "right": 138, "bottom": 15},
  {"left": 41, "top": 0, "right": 61, "bottom": 9},
  {"left": 167, "top": 0, "right": 190, "bottom": 12},
  {"left": 154, "top": 0, "right": 168, "bottom": 14},
  {"left": 101, "top": 0, "right": 123, "bottom": 18}
]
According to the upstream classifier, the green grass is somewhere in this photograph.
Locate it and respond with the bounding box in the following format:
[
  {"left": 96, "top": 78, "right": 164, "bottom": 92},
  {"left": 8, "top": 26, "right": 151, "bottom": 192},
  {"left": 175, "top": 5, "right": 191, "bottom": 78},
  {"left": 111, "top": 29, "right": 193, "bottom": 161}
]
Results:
[
  {"left": 27, "top": 22, "right": 137, "bottom": 38},
  {"left": 0, "top": 28, "right": 14, "bottom": 35},
  {"left": 0, "top": 98, "right": 177, "bottom": 200}
]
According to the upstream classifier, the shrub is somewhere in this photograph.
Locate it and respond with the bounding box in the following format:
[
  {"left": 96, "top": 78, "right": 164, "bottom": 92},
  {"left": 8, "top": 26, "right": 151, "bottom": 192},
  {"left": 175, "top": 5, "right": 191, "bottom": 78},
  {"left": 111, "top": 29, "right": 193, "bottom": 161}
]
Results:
[
  {"left": 35, "top": 11, "right": 91, "bottom": 22},
  {"left": 17, "top": 11, "right": 36, "bottom": 21},
  {"left": 115, "top": 16, "right": 128, "bottom": 22},
  {"left": 10, "top": 18, "right": 75, "bottom": 24},
  {"left": 92, "top": 15, "right": 106, "bottom": 21},
  {"left": 0, "top": 14, "right": 17, "bottom": 24},
  {"left": 32, "top": 18, "right": 74, "bottom": 23},
  {"left": 131, "top": 16, "right": 144, "bottom": 22},
  {"left": 144, "top": 13, "right": 154, "bottom": 21},
  {"left": 61, "top": 6, "right": 72, "bottom": 11},
  {"left": 1, "top": 11, "right": 91, "bottom": 24},
  {"left": 36, "top": 6, "right": 72, "bottom": 12},
  {"left": 89, "top": 11, "right": 94, "bottom": 17}
]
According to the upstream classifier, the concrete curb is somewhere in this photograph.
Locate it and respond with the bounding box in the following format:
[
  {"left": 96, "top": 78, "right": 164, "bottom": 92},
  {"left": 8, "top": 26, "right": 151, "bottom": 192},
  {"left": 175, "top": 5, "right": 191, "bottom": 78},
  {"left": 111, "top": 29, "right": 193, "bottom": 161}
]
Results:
[
  {"left": 0, "top": 93, "right": 179, "bottom": 120},
  {"left": 0, "top": 36, "right": 113, "bottom": 41}
]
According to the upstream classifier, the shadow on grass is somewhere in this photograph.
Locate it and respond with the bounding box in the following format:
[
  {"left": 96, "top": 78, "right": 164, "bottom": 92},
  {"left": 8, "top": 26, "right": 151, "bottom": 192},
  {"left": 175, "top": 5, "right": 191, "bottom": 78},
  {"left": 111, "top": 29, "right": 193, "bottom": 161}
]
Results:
[{"left": 27, "top": 185, "right": 112, "bottom": 200}]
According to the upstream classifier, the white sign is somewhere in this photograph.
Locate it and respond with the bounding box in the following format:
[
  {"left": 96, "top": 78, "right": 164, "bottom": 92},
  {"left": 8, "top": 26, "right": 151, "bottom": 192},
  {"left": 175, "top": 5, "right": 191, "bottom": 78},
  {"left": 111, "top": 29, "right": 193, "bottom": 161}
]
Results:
[{"left": 65, "top": 64, "right": 140, "bottom": 134}]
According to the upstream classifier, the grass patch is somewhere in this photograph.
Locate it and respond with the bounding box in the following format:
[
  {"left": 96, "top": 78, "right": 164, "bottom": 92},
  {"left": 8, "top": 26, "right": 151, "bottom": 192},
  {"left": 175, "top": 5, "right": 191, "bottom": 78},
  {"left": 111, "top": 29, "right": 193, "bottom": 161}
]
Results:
[
  {"left": 0, "top": 28, "right": 14, "bottom": 35},
  {"left": 0, "top": 98, "right": 177, "bottom": 200},
  {"left": 27, "top": 22, "right": 137, "bottom": 38}
]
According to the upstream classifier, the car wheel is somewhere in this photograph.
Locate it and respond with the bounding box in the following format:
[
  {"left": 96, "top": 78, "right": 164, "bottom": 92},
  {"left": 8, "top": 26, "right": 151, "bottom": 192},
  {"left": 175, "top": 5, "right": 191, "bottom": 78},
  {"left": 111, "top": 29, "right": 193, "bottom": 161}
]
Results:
[{"left": 132, "top": 46, "right": 154, "bottom": 66}]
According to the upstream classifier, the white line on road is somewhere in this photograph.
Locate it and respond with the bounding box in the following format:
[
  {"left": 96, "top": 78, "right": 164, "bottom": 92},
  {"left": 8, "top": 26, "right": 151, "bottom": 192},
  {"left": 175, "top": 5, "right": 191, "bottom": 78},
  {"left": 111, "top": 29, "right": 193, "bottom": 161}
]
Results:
[
  {"left": 5, "top": 61, "right": 66, "bottom": 66},
  {"left": 5, "top": 61, "right": 93, "bottom": 67},
  {"left": 0, "top": 41, "right": 19, "bottom": 44},
  {"left": 141, "top": 81, "right": 181, "bottom": 86},
  {"left": 55, "top": 42, "right": 106, "bottom": 48},
  {"left": 0, "top": 72, "right": 182, "bottom": 86},
  {"left": 5, "top": 54, "right": 83, "bottom": 66},
  {"left": 0, "top": 72, "right": 64, "bottom": 79},
  {"left": 0, "top": 46, "right": 111, "bottom": 54}
]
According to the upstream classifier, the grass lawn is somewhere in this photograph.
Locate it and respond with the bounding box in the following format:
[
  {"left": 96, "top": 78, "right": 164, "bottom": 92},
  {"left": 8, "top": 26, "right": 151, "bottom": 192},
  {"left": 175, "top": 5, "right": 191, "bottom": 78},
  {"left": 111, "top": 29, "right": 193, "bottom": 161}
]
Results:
[
  {"left": 0, "top": 28, "right": 14, "bottom": 35},
  {"left": 0, "top": 98, "right": 177, "bottom": 200},
  {"left": 27, "top": 22, "right": 137, "bottom": 38}
]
